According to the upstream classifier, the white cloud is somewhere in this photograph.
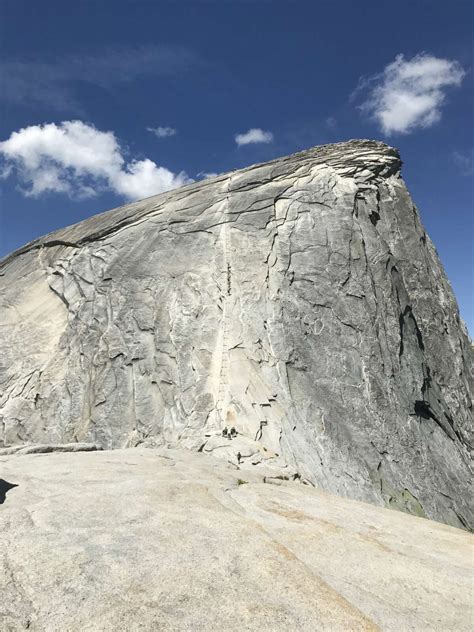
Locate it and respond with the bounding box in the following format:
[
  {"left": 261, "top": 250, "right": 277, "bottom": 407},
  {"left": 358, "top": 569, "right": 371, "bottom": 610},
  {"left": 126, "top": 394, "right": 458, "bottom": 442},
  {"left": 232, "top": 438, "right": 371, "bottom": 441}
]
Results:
[
  {"left": 235, "top": 128, "right": 274, "bottom": 146},
  {"left": 325, "top": 117, "right": 337, "bottom": 130},
  {"left": 0, "top": 121, "right": 192, "bottom": 201},
  {"left": 147, "top": 126, "right": 177, "bottom": 138},
  {"left": 196, "top": 171, "right": 219, "bottom": 179},
  {"left": 356, "top": 53, "right": 466, "bottom": 135}
]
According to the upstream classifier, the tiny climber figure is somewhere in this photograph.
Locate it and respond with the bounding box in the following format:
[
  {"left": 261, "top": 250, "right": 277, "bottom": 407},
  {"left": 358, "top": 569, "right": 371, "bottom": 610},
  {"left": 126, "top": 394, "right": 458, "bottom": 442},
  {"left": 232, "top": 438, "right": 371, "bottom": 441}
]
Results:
[{"left": 222, "top": 426, "right": 238, "bottom": 439}]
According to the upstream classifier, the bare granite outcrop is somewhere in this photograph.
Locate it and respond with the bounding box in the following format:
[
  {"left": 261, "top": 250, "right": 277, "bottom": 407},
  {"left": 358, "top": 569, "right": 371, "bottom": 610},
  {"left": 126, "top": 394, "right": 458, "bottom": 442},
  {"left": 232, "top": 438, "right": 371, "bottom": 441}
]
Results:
[
  {"left": 1, "top": 140, "right": 472, "bottom": 529},
  {"left": 0, "top": 447, "right": 472, "bottom": 630}
]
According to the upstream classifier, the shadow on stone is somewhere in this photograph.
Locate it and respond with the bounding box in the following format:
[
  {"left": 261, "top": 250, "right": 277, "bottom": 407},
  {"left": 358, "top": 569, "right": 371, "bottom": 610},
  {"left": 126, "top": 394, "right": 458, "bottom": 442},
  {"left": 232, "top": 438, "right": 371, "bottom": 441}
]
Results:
[{"left": 0, "top": 479, "right": 18, "bottom": 504}]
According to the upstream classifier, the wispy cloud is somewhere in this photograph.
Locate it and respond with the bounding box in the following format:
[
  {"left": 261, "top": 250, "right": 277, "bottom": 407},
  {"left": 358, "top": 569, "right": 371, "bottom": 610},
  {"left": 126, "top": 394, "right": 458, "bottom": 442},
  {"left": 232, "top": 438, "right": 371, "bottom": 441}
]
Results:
[
  {"left": 235, "top": 128, "right": 274, "bottom": 146},
  {"left": 0, "top": 121, "right": 192, "bottom": 201},
  {"left": 453, "top": 149, "right": 474, "bottom": 176},
  {"left": 196, "top": 171, "right": 219, "bottom": 179},
  {"left": 0, "top": 45, "right": 199, "bottom": 113},
  {"left": 147, "top": 126, "right": 177, "bottom": 138},
  {"left": 353, "top": 53, "right": 466, "bottom": 135},
  {"left": 325, "top": 117, "right": 337, "bottom": 130}
]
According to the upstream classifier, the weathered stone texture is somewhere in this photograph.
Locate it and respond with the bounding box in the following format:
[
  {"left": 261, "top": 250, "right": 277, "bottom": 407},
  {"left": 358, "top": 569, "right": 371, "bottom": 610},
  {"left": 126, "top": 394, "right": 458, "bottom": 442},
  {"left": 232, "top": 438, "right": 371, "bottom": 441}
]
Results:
[
  {"left": 0, "top": 448, "right": 472, "bottom": 631},
  {"left": 0, "top": 140, "right": 472, "bottom": 528}
]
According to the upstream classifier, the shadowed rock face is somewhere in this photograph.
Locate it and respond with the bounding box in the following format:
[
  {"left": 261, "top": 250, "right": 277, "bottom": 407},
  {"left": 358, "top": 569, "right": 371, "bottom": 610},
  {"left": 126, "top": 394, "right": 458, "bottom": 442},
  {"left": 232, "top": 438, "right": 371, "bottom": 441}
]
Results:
[{"left": 0, "top": 140, "right": 472, "bottom": 529}]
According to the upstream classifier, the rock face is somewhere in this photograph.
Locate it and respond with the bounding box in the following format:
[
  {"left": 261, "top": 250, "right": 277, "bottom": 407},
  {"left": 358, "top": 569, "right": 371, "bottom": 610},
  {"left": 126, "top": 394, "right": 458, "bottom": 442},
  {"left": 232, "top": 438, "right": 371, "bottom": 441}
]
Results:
[
  {"left": 0, "top": 447, "right": 472, "bottom": 631},
  {"left": 0, "top": 140, "right": 472, "bottom": 529}
]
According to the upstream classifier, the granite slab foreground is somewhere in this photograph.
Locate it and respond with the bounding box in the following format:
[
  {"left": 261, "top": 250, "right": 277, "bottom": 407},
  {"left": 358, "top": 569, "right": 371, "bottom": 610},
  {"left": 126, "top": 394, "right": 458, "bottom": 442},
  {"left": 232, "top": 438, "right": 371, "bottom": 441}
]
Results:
[{"left": 0, "top": 447, "right": 471, "bottom": 631}]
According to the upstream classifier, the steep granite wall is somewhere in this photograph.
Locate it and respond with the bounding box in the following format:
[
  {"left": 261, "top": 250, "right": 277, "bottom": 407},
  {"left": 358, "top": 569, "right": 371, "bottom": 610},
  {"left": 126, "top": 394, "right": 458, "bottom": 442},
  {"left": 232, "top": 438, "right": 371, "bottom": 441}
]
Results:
[{"left": 0, "top": 140, "right": 472, "bottom": 528}]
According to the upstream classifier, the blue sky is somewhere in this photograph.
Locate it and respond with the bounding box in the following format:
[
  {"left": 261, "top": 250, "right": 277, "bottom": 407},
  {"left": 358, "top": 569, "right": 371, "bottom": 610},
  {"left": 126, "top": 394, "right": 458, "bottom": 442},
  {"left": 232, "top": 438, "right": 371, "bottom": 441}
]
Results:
[{"left": 0, "top": 0, "right": 472, "bottom": 332}]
